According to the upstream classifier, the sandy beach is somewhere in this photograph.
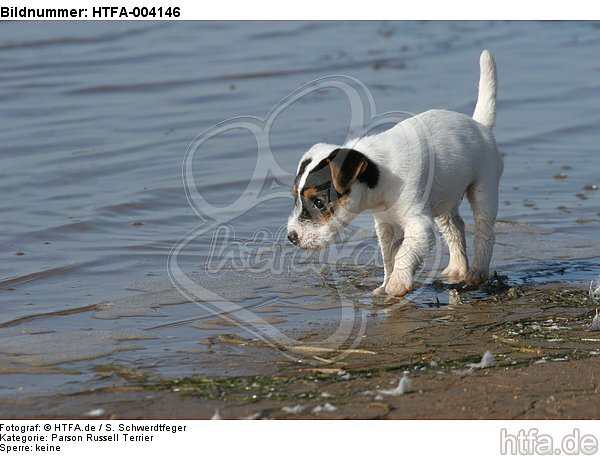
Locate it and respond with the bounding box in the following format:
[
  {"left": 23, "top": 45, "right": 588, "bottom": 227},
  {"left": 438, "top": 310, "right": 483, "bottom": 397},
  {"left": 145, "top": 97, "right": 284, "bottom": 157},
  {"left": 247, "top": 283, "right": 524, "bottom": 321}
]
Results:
[{"left": 3, "top": 283, "right": 600, "bottom": 419}]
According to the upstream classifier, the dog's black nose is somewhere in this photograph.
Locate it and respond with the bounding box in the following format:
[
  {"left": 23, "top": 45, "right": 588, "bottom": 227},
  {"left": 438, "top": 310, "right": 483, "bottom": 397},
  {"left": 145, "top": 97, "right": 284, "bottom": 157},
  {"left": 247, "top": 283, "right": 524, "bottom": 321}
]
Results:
[{"left": 287, "top": 231, "right": 299, "bottom": 246}]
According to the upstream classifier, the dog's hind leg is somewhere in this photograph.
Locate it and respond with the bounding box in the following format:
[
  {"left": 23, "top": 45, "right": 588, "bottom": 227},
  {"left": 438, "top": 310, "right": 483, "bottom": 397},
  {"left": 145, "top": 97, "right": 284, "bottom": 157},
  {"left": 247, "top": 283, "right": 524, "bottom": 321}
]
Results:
[
  {"left": 435, "top": 206, "right": 469, "bottom": 283},
  {"left": 373, "top": 219, "right": 403, "bottom": 295},
  {"left": 465, "top": 181, "right": 498, "bottom": 286}
]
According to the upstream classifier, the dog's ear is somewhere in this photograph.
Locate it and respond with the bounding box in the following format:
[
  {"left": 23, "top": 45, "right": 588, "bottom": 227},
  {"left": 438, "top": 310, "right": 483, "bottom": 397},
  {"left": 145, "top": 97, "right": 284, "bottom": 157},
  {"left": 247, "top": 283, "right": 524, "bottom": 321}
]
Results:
[{"left": 326, "top": 148, "right": 368, "bottom": 195}]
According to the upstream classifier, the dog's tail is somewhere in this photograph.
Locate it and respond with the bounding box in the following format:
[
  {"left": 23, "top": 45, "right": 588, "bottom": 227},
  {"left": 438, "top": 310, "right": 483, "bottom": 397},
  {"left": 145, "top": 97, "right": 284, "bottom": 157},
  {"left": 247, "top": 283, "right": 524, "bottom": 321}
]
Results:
[{"left": 472, "top": 50, "right": 497, "bottom": 129}]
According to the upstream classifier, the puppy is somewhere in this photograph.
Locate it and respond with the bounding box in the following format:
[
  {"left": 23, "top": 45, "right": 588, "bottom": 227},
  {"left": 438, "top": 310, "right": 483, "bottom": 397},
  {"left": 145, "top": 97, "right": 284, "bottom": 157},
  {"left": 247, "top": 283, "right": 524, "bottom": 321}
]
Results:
[{"left": 287, "top": 51, "right": 503, "bottom": 297}]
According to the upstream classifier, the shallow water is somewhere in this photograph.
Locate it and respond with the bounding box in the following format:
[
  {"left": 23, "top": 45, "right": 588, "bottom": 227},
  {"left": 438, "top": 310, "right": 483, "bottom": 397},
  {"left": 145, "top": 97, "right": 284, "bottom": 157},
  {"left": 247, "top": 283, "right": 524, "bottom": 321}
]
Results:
[{"left": 0, "top": 21, "right": 599, "bottom": 400}]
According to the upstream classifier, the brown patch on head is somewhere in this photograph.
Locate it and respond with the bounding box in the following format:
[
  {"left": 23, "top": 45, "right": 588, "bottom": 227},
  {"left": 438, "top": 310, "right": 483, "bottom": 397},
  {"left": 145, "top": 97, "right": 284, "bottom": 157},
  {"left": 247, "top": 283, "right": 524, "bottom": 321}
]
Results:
[
  {"left": 318, "top": 212, "right": 332, "bottom": 225},
  {"left": 295, "top": 149, "right": 370, "bottom": 226},
  {"left": 325, "top": 194, "right": 349, "bottom": 222},
  {"left": 298, "top": 187, "right": 333, "bottom": 225},
  {"left": 301, "top": 186, "right": 319, "bottom": 200},
  {"left": 336, "top": 193, "right": 349, "bottom": 209},
  {"left": 315, "top": 194, "right": 346, "bottom": 225}
]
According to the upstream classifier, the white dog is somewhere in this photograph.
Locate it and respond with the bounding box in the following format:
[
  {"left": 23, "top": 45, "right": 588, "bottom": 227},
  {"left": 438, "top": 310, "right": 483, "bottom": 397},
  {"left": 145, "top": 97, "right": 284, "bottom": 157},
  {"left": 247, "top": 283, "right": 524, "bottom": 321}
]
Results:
[{"left": 287, "top": 50, "right": 503, "bottom": 297}]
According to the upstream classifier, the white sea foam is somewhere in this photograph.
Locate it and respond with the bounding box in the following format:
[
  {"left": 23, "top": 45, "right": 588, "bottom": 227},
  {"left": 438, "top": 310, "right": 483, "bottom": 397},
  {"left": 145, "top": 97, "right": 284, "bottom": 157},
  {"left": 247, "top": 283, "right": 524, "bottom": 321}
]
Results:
[
  {"left": 590, "top": 309, "right": 600, "bottom": 331},
  {"left": 379, "top": 373, "right": 412, "bottom": 396},
  {"left": 312, "top": 403, "right": 337, "bottom": 413},
  {"left": 467, "top": 351, "right": 496, "bottom": 369},
  {"left": 282, "top": 404, "right": 305, "bottom": 414}
]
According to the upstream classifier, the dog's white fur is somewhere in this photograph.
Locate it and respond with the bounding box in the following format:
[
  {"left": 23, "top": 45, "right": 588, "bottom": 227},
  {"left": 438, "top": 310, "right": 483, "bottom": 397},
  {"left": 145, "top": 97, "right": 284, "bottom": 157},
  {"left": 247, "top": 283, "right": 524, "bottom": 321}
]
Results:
[{"left": 288, "top": 51, "right": 503, "bottom": 296}]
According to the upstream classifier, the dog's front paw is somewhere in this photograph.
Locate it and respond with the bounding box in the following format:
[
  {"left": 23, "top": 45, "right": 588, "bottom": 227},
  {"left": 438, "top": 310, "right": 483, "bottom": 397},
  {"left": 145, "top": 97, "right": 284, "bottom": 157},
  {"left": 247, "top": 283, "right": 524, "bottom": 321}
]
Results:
[
  {"left": 372, "top": 286, "right": 388, "bottom": 296},
  {"left": 385, "top": 273, "right": 414, "bottom": 297},
  {"left": 442, "top": 265, "right": 468, "bottom": 284},
  {"left": 464, "top": 269, "right": 488, "bottom": 286}
]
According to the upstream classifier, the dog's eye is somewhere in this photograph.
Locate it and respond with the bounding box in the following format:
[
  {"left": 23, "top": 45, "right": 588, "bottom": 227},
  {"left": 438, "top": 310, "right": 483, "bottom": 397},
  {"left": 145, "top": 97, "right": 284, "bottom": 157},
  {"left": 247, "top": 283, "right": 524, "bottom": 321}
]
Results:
[{"left": 313, "top": 198, "right": 326, "bottom": 210}]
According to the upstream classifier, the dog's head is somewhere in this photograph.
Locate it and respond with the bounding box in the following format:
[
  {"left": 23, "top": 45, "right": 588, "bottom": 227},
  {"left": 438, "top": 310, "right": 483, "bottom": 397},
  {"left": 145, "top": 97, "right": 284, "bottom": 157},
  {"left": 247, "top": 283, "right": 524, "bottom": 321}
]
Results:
[{"left": 287, "top": 143, "right": 379, "bottom": 250}]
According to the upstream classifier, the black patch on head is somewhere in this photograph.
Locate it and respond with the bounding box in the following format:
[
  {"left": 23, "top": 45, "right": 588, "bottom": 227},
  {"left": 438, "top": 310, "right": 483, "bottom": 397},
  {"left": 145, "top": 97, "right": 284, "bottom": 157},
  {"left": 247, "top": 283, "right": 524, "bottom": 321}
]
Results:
[
  {"left": 302, "top": 158, "right": 334, "bottom": 194},
  {"left": 299, "top": 191, "right": 333, "bottom": 222},
  {"left": 292, "top": 158, "right": 312, "bottom": 194},
  {"left": 297, "top": 158, "right": 312, "bottom": 178},
  {"left": 299, "top": 205, "right": 312, "bottom": 221},
  {"left": 329, "top": 148, "right": 380, "bottom": 190},
  {"left": 302, "top": 148, "right": 379, "bottom": 198},
  {"left": 295, "top": 148, "right": 378, "bottom": 223}
]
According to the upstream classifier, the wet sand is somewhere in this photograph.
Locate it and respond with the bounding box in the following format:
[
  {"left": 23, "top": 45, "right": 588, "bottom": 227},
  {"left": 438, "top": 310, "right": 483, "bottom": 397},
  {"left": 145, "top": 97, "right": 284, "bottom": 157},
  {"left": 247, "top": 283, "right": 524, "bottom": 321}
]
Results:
[{"left": 3, "top": 283, "right": 600, "bottom": 419}]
